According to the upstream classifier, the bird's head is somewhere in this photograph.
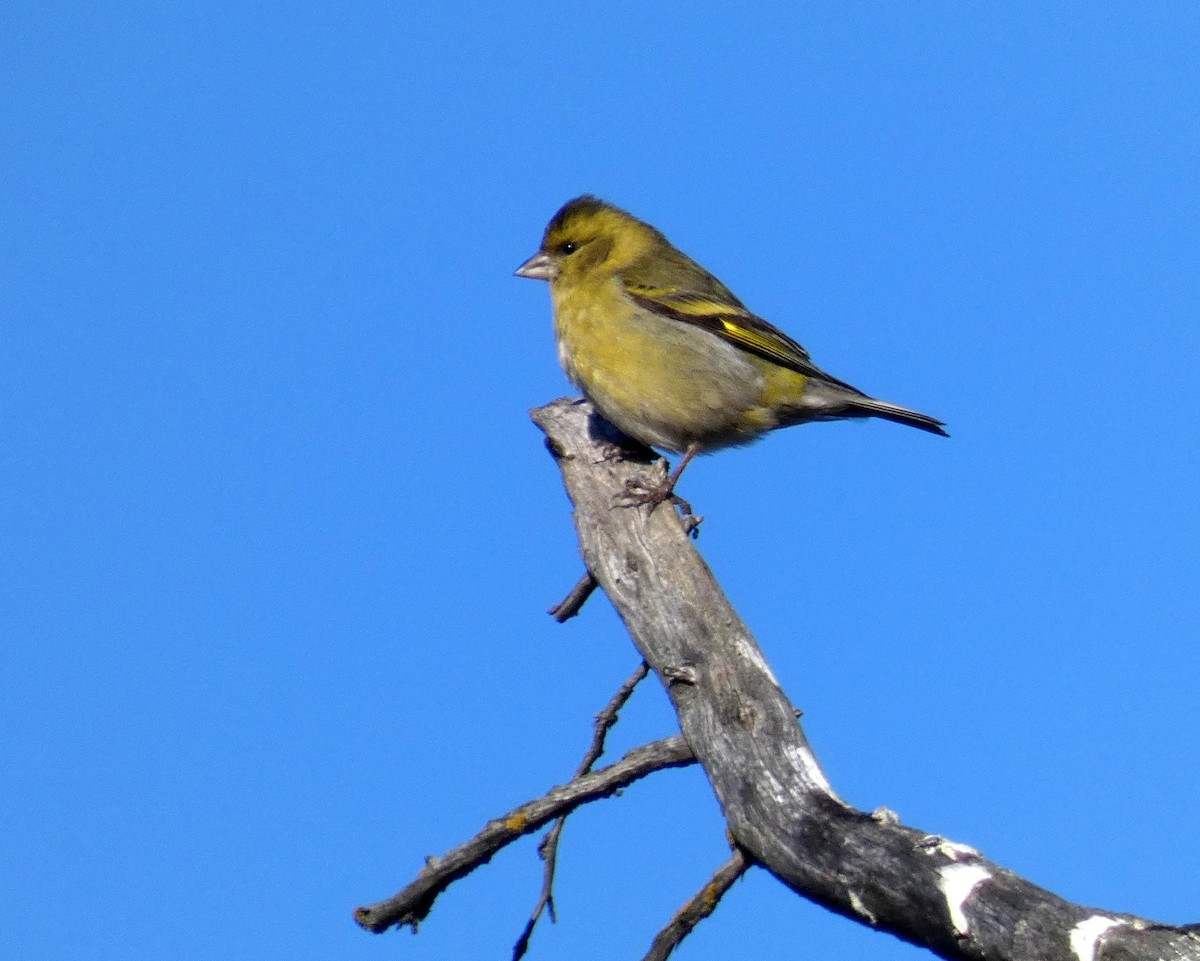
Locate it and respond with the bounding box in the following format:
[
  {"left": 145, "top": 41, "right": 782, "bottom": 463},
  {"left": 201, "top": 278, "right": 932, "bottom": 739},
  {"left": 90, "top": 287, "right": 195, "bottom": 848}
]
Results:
[{"left": 514, "top": 195, "right": 664, "bottom": 288}]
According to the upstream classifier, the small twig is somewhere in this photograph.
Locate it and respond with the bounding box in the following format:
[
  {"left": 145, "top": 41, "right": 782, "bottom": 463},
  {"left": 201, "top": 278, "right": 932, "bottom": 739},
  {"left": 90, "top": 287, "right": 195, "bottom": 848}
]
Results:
[
  {"left": 548, "top": 571, "right": 598, "bottom": 622},
  {"left": 641, "top": 849, "right": 751, "bottom": 961},
  {"left": 514, "top": 662, "right": 652, "bottom": 960},
  {"left": 578, "top": 661, "right": 651, "bottom": 775},
  {"left": 355, "top": 735, "right": 695, "bottom": 934}
]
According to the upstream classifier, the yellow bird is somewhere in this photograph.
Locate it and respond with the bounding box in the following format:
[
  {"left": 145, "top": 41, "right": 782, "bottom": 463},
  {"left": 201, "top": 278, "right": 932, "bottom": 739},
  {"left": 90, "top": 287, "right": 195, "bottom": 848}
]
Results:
[{"left": 516, "top": 196, "right": 946, "bottom": 506}]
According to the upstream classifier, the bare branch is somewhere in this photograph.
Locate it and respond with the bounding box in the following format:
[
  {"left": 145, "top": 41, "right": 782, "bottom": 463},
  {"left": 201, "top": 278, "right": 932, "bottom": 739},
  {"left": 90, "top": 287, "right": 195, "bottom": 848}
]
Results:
[
  {"left": 548, "top": 570, "right": 598, "bottom": 622},
  {"left": 531, "top": 397, "right": 1200, "bottom": 961},
  {"left": 579, "top": 661, "right": 651, "bottom": 774},
  {"left": 642, "top": 849, "right": 751, "bottom": 961},
  {"left": 354, "top": 735, "right": 695, "bottom": 934},
  {"left": 514, "top": 661, "right": 652, "bottom": 960}
]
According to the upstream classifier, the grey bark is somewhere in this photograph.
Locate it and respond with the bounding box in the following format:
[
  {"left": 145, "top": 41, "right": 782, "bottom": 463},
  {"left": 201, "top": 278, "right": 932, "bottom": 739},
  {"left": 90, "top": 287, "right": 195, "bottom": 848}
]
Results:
[
  {"left": 528, "top": 396, "right": 1200, "bottom": 961},
  {"left": 355, "top": 735, "right": 694, "bottom": 933}
]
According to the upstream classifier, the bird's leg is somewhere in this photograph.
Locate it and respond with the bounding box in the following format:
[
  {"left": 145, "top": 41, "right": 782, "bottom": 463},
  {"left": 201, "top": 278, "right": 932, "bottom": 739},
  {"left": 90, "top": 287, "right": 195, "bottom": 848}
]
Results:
[{"left": 616, "top": 443, "right": 700, "bottom": 515}]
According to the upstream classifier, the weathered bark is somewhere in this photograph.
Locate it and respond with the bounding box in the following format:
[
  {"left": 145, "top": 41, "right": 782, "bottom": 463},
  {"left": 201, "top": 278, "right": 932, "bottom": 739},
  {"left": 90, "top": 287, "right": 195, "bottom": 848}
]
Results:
[
  {"left": 355, "top": 735, "right": 694, "bottom": 934},
  {"left": 524, "top": 396, "right": 1200, "bottom": 961},
  {"left": 354, "top": 396, "right": 1198, "bottom": 961}
]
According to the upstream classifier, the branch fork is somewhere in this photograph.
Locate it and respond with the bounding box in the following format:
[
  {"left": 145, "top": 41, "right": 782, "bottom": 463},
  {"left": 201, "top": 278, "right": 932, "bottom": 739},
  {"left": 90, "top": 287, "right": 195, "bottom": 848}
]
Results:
[{"left": 354, "top": 398, "right": 1200, "bottom": 961}]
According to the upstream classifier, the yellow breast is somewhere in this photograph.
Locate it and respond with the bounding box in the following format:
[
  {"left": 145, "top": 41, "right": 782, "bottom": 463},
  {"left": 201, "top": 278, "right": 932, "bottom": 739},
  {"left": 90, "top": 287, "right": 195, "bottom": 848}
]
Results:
[{"left": 550, "top": 280, "right": 802, "bottom": 452}]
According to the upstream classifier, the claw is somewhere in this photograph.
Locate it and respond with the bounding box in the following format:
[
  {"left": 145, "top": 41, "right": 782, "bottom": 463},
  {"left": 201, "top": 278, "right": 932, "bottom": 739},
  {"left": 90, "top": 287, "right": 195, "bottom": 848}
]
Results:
[{"left": 611, "top": 443, "right": 703, "bottom": 527}]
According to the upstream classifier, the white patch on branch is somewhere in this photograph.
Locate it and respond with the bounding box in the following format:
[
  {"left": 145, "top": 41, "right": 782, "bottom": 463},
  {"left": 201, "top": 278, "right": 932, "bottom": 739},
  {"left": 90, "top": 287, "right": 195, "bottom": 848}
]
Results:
[
  {"left": 761, "top": 769, "right": 790, "bottom": 806},
  {"left": 919, "top": 835, "right": 981, "bottom": 861},
  {"left": 938, "top": 863, "right": 991, "bottom": 937},
  {"left": 784, "top": 742, "right": 837, "bottom": 797},
  {"left": 870, "top": 806, "right": 900, "bottom": 825},
  {"left": 1069, "top": 915, "right": 1125, "bottom": 961},
  {"left": 737, "top": 640, "right": 780, "bottom": 686},
  {"left": 848, "top": 891, "right": 877, "bottom": 926}
]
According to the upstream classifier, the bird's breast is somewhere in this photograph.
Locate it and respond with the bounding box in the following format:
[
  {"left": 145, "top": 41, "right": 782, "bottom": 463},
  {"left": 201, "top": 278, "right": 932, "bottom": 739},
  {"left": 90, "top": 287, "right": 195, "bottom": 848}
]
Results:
[{"left": 551, "top": 285, "right": 773, "bottom": 452}]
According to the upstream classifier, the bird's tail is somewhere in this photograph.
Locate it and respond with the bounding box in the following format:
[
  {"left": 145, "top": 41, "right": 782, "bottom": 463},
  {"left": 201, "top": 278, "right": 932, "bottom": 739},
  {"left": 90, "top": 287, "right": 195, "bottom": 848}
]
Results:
[
  {"left": 844, "top": 396, "right": 949, "bottom": 437},
  {"left": 784, "top": 376, "right": 949, "bottom": 436}
]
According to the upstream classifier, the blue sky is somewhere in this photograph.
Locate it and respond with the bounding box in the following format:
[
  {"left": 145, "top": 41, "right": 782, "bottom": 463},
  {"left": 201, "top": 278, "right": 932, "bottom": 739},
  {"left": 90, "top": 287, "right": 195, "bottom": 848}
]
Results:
[{"left": 4, "top": 3, "right": 1199, "bottom": 959}]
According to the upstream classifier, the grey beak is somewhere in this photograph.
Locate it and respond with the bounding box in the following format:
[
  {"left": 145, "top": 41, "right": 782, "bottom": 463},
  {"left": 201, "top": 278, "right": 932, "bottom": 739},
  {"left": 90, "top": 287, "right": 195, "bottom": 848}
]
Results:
[{"left": 514, "top": 251, "right": 558, "bottom": 281}]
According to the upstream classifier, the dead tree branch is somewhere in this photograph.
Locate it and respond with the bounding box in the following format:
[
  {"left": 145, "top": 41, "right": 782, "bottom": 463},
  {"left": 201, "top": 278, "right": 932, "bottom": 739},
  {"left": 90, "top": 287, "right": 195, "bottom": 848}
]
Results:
[
  {"left": 525, "top": 396, "right": 1200, "bottom": 961},
  {"left": 514, "top": 661, "right": 651, "bottom": 960},
  {"left": 354, "top": 735, "right": 695, "bottom": 934},
  {"left": 548, "top": 570, "right": 598, "bottom": 621},
  {"left": 642, "top": 849, "right": 751, "bottom": 961}
]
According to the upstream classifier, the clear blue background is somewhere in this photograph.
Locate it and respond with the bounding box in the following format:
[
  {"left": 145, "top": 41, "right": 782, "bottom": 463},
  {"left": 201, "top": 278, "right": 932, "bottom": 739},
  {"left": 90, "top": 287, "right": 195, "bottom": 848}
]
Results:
[{"left": 5, "top": 3, "right": 1198, "bottom": 959}]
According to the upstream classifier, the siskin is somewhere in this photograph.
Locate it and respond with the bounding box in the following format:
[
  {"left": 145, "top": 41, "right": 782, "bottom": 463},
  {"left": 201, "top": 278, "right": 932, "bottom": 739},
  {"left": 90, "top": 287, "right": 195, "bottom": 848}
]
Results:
[{"left": 516, "top": 196, "right": 946, "bottom": 506}]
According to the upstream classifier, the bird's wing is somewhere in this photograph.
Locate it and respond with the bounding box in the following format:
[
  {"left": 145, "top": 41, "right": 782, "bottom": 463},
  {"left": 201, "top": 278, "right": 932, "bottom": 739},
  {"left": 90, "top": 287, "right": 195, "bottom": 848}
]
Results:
[{"left": 625, "top": 284, "right": 861, "bottom": 392}]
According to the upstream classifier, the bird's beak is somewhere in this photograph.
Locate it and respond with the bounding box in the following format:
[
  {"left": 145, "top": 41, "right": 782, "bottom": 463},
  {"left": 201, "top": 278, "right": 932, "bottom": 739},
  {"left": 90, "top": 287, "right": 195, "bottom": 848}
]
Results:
[{"left": 514, "top": 251, "right": 558, "bottom": 281}]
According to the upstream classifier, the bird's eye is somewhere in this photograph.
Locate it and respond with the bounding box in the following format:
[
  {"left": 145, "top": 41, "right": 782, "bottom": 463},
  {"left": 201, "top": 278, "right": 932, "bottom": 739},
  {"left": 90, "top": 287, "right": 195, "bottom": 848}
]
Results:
[{"left": 556, "top": 241, "right": 579, "bottom": 255}]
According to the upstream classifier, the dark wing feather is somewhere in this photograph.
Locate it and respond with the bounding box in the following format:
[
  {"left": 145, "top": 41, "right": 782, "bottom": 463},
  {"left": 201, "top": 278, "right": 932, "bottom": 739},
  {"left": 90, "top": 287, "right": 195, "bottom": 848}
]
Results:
[{"left": 624, "top": 285, "right": 864, "bottom": 395}]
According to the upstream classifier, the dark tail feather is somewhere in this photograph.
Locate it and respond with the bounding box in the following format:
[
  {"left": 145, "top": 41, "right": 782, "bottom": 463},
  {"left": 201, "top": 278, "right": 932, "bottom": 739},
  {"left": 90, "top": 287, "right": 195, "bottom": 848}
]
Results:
[{"left": 849, "top": 397, "right": 949, "bottom": 437}]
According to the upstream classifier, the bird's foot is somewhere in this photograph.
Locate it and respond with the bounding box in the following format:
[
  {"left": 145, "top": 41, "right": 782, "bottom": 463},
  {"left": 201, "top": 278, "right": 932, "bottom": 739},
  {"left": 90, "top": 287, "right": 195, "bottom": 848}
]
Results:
[
  {"left": 615, "top": 478, "right": 689, "bottom": 513},
  {"left": 615, "top": 470, "right": 700, "bottom": 534}
]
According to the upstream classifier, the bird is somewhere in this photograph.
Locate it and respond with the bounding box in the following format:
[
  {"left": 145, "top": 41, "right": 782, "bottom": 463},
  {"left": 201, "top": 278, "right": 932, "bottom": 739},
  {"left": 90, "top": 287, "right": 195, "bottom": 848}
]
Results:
[{"left": 515, "top": 195, "right": 946, "bottom": 507}]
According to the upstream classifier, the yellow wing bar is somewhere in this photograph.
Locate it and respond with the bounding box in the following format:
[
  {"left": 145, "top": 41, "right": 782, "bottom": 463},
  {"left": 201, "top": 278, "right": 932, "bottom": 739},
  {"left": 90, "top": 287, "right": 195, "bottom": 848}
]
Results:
[{"left": 626, "top": 285, "right": 833, "bottom": 383}]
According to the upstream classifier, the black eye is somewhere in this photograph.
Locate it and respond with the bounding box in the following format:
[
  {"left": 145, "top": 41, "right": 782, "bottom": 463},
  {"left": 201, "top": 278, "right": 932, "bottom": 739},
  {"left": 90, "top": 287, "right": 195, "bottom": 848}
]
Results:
[{"left": 556, "top": 241, "right": 579, "bottom": 255}]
